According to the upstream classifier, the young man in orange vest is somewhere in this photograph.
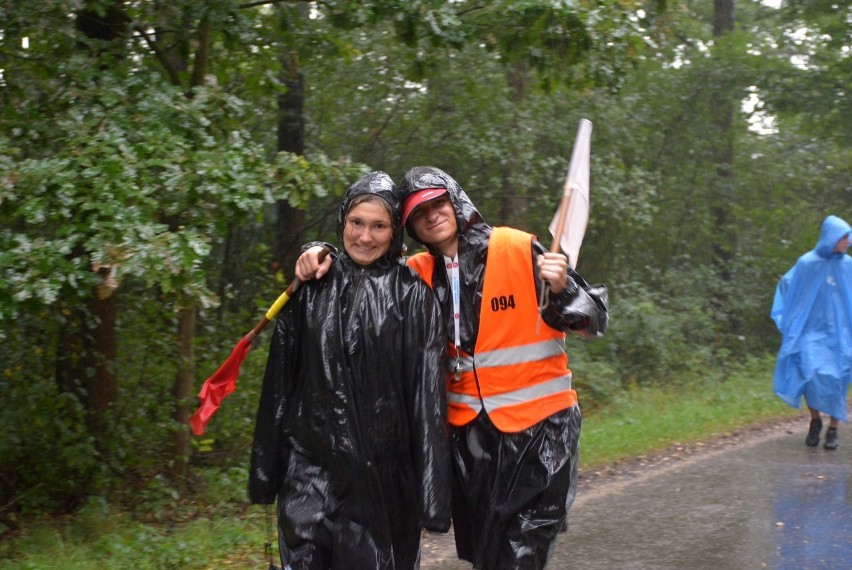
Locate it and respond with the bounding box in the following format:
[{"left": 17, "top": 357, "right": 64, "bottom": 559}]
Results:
[{"left": 298, "top": 166, "right": 608, "bottom": 569}]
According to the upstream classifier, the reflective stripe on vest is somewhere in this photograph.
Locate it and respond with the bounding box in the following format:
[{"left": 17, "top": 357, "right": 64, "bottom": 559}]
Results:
[
  {"left": 454, "top": 338, "right": 566, "bottom": 371},
  {"left": 446, "top": 345, "right": 576, "bottom": 431},
  {"left": 447, "top": 374, "right": 573, "bottom": 415}
]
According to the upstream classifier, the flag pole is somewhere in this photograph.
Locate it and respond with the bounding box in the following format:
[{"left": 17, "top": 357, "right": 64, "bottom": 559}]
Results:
[
  {"left": 538, "top": 185, "right": 573, "bottom": 316},
  {"left": 549, "top": 180, "right": 574, "bottom": 254}
]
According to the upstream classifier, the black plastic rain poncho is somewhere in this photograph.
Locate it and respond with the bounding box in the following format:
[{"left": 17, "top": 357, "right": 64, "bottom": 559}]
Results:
[
  {"left": 397, "top": 166, "right": 608, "bottom": 569},
  {"left": 249, "top": 171, "right": 451, "bottom": 569}
]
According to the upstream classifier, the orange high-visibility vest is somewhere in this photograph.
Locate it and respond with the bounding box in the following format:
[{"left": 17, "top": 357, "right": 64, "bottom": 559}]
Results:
[{"left": 407, "top": 227, "right": 576, "bottom": 433}]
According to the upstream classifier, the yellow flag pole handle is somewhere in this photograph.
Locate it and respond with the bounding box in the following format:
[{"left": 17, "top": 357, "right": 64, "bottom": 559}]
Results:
[
  {"left": 265, "top": 289, "right": 293, "bottom": 320},
  {"left": 245, "top": 247, "right": 331, "bottom": 343}
]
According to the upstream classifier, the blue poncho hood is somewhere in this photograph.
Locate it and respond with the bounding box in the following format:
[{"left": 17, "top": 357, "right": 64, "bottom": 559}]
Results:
[{"left": 814, "top": 215, "right": 852, "bottom": 259}]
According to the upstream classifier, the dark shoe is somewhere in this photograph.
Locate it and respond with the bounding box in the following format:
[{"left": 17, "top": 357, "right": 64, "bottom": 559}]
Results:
[
  {"left": 824, "top": 427, "right": 838, "bottom": 450},
  {"left": 806, "top": 418, "right": 822, "bottom": 447}
]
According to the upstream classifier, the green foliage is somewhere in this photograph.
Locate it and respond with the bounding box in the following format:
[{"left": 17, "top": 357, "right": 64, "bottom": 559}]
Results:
[
  {"left": 572, "top": 276, "right": 715, "bottom": 396},
  {"left": 0, "top": 1, "right": 372, "bottom": 515},
  {"left": 0, "top": 369, "right": 99, "bottom": 513},
  {"left": 766, "top": 1, "right": 852, "bottom": 145},
  {"left": 1, "top": 69, "right": 276, "bottom": 314},
  {"left": 2, "top": 0, "right": 849, "bottom": 529},
  {"left": 569, "top": 354, "right": 621, "bottom": 414},
  {"left": 0, "top": 487, "right": 267, "bottom": 570},
  {"left": 270, "top": 152, "right": 370, "bottom": 210}
]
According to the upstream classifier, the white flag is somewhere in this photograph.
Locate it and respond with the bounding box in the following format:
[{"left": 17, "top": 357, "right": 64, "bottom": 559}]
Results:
[{"left": 548, "top": 118, "right": 592, "bottom": 269}]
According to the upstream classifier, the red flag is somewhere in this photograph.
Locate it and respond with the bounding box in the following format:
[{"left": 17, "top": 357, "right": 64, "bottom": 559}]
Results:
[
  {"left": 189, "top": 247, "right": 329, "bottom": 435},
  {"left": 190, "top": 334, "right": 253, "bottom": 436}
]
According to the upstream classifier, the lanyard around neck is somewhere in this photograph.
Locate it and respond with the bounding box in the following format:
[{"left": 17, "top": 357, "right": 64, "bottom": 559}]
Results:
[{"left": 443, "top": 253, "right": 462, "bottom": 381}]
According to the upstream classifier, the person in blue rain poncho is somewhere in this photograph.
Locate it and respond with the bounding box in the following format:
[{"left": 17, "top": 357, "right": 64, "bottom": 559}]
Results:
[
  {"left": 771, "top": 214, "right": 852, "bottom": 450},
  {"left": 248, "top": 171, "right": 451, "bottom": 569}
]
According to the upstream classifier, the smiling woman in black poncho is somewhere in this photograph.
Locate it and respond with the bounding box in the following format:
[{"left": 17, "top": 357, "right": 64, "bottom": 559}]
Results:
[{"left": 248, "top": 171, "right": 451, "bottom": 570}]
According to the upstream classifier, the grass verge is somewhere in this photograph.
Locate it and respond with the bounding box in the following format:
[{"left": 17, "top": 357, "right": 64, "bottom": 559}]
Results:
[
  {"left": 0, "top": 501, "right": 272, "bottom": 570},
  {"left": 579, "top": 354, "right": 800, "bottom": 468}
]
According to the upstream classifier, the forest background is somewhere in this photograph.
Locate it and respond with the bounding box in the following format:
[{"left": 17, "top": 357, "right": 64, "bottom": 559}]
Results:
[{"left": 1, "top": 0, "right": 849, "bottom": 541}]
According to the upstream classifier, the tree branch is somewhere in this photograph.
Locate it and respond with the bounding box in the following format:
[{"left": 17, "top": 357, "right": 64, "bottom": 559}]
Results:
[
  {"left": 132, "top": 24, "right": 182, "bottom": 86},
  {"left": 238, "top": 0, "right": 296, "bottom": 9}
]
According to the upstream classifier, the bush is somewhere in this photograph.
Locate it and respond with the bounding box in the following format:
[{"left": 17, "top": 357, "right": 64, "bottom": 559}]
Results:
[
  {"left": 579, "top": 283, "right": 714, "bottom": 389},
  {"left": 0, "top": 314, "right": 103, "bottom": 515}
]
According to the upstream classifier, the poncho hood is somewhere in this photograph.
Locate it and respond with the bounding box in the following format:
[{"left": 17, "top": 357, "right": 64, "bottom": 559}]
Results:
[
  {"left": 397, "top": 166, "right": 491, "bottom": 253},
  {"left": 815, "top": 215, "right": 852, "bottom": 259},
  {"left": 336, "top": 170, "right": 404, "bottom": 261}
]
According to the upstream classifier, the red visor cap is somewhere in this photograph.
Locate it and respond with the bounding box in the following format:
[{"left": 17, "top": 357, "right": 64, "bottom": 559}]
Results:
[{"left": 401, "top": 188, "right": 448, "bottom": 225}]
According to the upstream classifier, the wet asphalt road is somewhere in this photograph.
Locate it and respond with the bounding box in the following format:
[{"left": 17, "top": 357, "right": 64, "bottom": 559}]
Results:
[{"left": 420, "top": 421, "right": 852, "bottom": 569}]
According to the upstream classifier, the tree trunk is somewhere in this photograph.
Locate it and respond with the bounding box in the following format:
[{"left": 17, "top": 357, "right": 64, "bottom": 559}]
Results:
[
  {"left": 713, "top": 0, "right": 735, "bottom": 36},
  {"left": 84, "top": 290, "right": 118, "bottom": 433},
  {"left": 500, "top": 62, "right": 531, "bottom": 225},
  {"left": 711, "top": 0, "right": 735, "bottom": 280},
  {"left": 190, "top": 18, "right": 212, "bottom": 89},
  {"left": 710, "top": 0, "right": 738, "bottom": 338},
  {"left": 170, "top": 306, "right": 196, "bottom": 479},
  {"left": 274, "top": 38, "right": 307, "bottom": 272},
  {"left": 55, "top": 287, "right": 117, "bottom": 437}
]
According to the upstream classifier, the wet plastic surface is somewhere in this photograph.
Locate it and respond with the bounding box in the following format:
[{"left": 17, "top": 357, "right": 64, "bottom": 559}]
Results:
[
  {"left": 249, "top": 172, "right": 451, "bottom": 568},
  {"left": 422, "top": 423, "right": 852, "bottom": 569},
  {"left": 771, "top": 214, "right": 852, "bottom": 423}
]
